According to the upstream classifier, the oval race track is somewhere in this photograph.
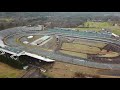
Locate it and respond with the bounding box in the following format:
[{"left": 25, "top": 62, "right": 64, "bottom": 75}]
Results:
[{"left": 1, "top": 26, "right": 120, "bottom": 70}]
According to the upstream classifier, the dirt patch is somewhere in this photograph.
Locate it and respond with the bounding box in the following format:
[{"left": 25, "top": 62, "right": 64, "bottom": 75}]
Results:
[
  {"left": 87, "top": 43, "right": 120, "bottom": 64},
  {"left": 103, "top": 43, "right": 120, "bottom": 52},
  {"left": 44, "top": 61, "right": 120, "bottom": 78},
  {"left": 97, "top": 69, "right": 120, "bottom": 77},
  {"left": 44, "top": 62, "right": 98, "bottom": 78},
  {"left": 88, "top": 54, "right": 120, "bottom": 64},
  {"left": 74, "top": 72, "right": 100, "bottom": 78},
  {"left": 44, "top": 62, "right": 120, "bottom": 78}
]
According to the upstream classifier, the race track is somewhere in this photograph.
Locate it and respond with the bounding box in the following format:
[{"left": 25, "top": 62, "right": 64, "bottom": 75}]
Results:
[{"left": 1, "top": 26, "right": 120, "bottom": 70}]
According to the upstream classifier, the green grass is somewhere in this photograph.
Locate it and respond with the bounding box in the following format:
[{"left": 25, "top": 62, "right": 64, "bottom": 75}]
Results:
[
  {"left": 83, "top": 21, "right": 120, "bottom": 35},
  {"left": 84, "top": 21, "right": 112, "bottom": 28},
  {"left": 61, "top": 43, "right": 101, "bottom": 54},
  {"left": 111, "top": 30, "right": 120, "bottom": 35}
]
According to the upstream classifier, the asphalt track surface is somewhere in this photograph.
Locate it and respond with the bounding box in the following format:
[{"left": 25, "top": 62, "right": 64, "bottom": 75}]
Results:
[{"left": 1, "top": 26, "right": 120, "bottom": 70}]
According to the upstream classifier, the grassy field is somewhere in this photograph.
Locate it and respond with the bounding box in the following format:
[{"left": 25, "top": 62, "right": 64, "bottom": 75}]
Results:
[
  {"left": 73, "top": 39, "right": 107, "bottom": 48},
  {"left": 44, "top": 61, "right": 120, "bottom": 78},
  {"left": 0, "top": 62, "right": 26, "bottom": 78},
  {"left": 61, "top": 43, "right": 101, "bottom": 54},
  {"left": 60, "top": 42, "right": 119, "bottom": 58},
  {"left": 112, "top": 30, "right": 120, "bottom": 35},
  {"left": 84, "top": 21, "right": 112, "bottom": 28},
  {"left": 109, "top": 26, "right": 120, "bottom": 35},
  {"left": 59, "top": 50, "right": 87, "bottom": 59}
]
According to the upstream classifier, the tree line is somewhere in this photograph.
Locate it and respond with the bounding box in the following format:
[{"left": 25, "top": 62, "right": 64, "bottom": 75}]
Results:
[{"left": 0, "top": 15, "right": 120, "bottom": 30}]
